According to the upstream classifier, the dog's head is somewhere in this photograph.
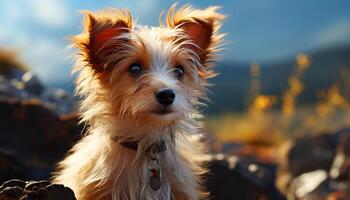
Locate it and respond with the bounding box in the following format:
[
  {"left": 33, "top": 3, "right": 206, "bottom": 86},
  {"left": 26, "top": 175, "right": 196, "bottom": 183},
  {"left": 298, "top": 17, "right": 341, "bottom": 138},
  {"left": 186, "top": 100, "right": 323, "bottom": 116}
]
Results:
[{"left": 73, "top": 5, "right": 225, "bottom": 129}]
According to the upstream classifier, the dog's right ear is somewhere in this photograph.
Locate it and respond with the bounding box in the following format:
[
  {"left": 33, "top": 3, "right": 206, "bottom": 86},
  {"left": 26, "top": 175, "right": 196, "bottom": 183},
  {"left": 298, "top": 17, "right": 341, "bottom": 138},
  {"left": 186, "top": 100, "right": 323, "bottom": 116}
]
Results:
[{"left": 72, "top": 9, "right": 133, "bottom": 71}]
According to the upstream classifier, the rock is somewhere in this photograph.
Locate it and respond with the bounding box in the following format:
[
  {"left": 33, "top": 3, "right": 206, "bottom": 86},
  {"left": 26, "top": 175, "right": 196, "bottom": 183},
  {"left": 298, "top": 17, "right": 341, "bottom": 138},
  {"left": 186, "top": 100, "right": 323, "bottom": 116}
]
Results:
[
  {"left": 288, "top": 171, "right": 350, "bottom": 200},
  {"left": 276, "top": 129, "right": 350, "bottom": 193},
  {"left": 205, "top": 155, "right": 286, "bottom": 200},
  {"left": 330, "top": 134, "right": 350, "bottom": 181},
  {"left": 0, "top": 70, "right": 75, "bottom": 115},
  {"left": 287, "top": 134, "right": 337, "bottom": 176},
  {"left": 40, "top": 88, "right": 75, "bottom": 114},
  {"left": 0, "top": 77, "right": 29, "bottom": 100},
  {"left": 22, "top": 72, "right": 44, "bottom": 96},
  {"left": 277, "top": 129, "right": 350, "bottom": 199},
  {"left": 0, "top": 98, "right": 83, "bottom": 182},
  {"left": 289, "top": 170, "right": 329, "bottom": 199},
  {"left": 0, "top": 150, "right": 29, "bottom": 183},
  {"left": 0, "top": 180, "right": 76, "bottom": 200}
]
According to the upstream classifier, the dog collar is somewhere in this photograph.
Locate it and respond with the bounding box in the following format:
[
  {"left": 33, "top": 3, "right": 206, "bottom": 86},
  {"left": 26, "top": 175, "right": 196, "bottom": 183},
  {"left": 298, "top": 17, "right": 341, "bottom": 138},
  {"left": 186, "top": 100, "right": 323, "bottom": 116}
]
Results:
[
  {"left": 113, "top": 137, "right": 166, "bottom": 191},
  {"left": 114, "top": 137, "right": 167, "bottom": 153}
]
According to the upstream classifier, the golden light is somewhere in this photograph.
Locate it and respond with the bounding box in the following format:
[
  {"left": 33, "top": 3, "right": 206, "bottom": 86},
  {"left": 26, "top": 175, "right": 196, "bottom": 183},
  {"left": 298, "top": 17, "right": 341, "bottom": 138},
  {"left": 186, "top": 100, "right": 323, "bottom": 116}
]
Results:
[{"left": 296, "top": 53, "right": 312, "bottom": 70}]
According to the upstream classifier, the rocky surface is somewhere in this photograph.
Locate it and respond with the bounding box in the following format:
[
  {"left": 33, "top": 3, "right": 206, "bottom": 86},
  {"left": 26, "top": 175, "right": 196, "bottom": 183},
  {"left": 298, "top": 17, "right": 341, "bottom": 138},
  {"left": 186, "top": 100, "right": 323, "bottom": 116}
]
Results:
[
  {"left": 0, "top": 72, "right": 75, "bottom": 115},
  {"left": 0, "top": 64, "right": 82, "bottom": 183},
  {"left": 277, "top": 129, "right": 350, "bottom": 200},
  {"left": 0, "top": 179, "right": 76, "bottom": 200},
  {"left": 0, "top": 98, "right": 83, "bottom": 183},
  {"left": 206, "top": 155, "right": 286, "bottom": 200}
]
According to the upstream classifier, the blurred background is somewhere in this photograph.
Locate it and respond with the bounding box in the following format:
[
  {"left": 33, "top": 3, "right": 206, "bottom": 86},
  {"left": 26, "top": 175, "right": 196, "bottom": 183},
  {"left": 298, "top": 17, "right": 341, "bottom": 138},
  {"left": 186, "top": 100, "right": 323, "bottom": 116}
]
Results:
[{"left": 0, "top": 0, "right": 350, "bottom": 199}]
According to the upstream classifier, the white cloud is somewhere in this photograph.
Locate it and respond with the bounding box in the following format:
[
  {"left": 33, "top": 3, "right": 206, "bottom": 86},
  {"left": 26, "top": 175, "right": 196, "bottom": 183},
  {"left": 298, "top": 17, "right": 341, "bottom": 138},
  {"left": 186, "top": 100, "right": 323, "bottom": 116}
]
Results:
[
  {"left": 0, "top": 0, "right": 70, "bottom": 28},
  {"left": 314, "top": 19, "right": 350, "bottom": 47},
  {"left": 20, "top": 38, "right": 71, "bottom": 83},
  {"left": 23, "top": 0, "right": 70, "bottom": 28}
]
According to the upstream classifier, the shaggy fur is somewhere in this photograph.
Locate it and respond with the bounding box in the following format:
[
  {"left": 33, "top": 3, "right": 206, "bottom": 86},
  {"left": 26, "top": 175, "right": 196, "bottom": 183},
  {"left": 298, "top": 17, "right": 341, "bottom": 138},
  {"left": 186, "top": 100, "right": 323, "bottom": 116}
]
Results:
[{"left": 52, "top": 4, "right": 225, "bottom": 200}]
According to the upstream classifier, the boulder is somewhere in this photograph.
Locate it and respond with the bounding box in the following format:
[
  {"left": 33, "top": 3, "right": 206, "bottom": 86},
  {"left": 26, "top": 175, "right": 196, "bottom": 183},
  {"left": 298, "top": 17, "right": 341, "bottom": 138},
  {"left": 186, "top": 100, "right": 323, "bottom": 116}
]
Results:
[
  {"left": 277, "top": 129, "right": 350, "bottom": 199},
  {"left": 206, "top": 155, "right": 286, "bottom": 200},
  {"left": 0, "top": 98, "right": 83, "bottom": 182},
  {"left": 0, "top": 179, "right": 76, "bottom": 200}
]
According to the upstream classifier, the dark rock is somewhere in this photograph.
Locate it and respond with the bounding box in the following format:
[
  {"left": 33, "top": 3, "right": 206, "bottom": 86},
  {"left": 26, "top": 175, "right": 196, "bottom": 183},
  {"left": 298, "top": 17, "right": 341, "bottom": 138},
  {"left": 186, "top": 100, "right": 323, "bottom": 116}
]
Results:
[
  {"left": 37, "top": 184, "right": 76, "bottom": 200},
  {"left": 0, "top": 73, "right": 75, "bottom": 115},
  {"left": 0, "top": 150, "right": 29, "bottom": 183},
  {"left": 22, "top": 72, "right": 44, "bottom": 96},
  {"left": 0, "top": 180, "right": 26, "bottom": 190},
  {"left": 205, "top": 155, "right": 286, "bottom": 200},
  {"left": 24, "top": 181, "right": 50, "bottom": 191},
  {"left": 40, "top": 88, "right": 75, "bottom": 114},
  {"left": 288, "top": 171, "right": 350, "bottom": 200},
  {"left": 0, "top": 180, "right": 76, "bottom": 200},
  {"left": 277, "top": 129, "right": 350, "bottom": 199},
  {"left": 0, "top": 98, "right": 83, "bottom": 182},
  {"left": 0, "top": 77, "right": 29, "bottom": 100},
  {"left": 276, "top": 129, "right": 350, "bottom": 193},
  {"left": 2, "top": 186, "right": 23, "bottom": 198},
  {"left": 288, "top": 134, "right": 337, "bottom": 177},
  {"left": 330, "top": 134, "right": 350, "bottom": 181},
  {"left": 4, "top": 68, "right": 25, "bottom": 81}
]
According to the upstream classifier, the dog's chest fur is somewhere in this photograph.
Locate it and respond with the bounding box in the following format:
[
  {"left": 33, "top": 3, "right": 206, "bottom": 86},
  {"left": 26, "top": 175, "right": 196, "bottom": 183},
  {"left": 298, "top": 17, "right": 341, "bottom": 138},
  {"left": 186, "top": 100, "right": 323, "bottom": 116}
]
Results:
[{"left": 53, "top": 131, "right": 202, "bottom": 200}]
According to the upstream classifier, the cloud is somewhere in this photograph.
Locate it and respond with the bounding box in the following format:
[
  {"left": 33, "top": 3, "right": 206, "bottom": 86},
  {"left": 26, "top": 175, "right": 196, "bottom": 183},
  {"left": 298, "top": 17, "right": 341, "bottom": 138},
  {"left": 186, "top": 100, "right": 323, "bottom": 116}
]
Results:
[
  {"left": 23, "top": 0, "right": 70, "bottom": 28},
  {"left": 313, "top": 19, "right": 350, "bottom": 47},
  {"left": 0, "top": 0, "right": 73, "bottom": 84},
  {"left": 21, "top": 38, "right": 71, "bottom": 83},
  {"left": 0, "top": 0, "right": 70, "bottom": 29}
]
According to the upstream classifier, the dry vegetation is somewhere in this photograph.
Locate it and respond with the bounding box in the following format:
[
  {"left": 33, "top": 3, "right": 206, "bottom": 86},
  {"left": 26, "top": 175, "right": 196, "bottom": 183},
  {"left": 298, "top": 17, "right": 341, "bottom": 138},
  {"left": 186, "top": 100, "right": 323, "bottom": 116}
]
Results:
[{"left": 205, "top": 53, "right": 350, "bottom": 146}]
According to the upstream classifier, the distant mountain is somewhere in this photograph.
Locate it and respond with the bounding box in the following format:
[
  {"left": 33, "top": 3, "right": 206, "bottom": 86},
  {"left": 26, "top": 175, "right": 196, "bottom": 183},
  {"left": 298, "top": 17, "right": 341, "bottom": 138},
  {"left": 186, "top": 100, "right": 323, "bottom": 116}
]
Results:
[{"left": 204, "top": 45, "right": 350, "bottom": 114}]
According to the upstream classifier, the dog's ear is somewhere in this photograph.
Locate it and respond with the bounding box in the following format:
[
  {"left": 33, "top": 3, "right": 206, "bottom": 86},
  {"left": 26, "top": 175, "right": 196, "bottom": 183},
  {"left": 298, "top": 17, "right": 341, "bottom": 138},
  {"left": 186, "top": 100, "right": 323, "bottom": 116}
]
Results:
[
  {"left": 73, "top": 9, "right": 133, "bottom": 71},
  {"left": 166, "top": 5, "right": 225, "bottom": 65}
]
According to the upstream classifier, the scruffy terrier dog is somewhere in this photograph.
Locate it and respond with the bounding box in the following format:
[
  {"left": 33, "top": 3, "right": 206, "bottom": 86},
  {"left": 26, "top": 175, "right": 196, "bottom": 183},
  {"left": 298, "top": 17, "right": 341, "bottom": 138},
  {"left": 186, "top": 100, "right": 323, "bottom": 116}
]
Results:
[{"left": 53, "top": 4, "right": 225, "bottom": 200}]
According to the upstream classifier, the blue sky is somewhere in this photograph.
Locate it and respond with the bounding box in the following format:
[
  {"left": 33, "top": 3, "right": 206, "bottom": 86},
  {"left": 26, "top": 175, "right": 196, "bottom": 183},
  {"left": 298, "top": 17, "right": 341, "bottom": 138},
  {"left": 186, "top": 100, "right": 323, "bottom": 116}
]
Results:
[{"left": 0, "top": 0, "right": 349, "bottom": 84}]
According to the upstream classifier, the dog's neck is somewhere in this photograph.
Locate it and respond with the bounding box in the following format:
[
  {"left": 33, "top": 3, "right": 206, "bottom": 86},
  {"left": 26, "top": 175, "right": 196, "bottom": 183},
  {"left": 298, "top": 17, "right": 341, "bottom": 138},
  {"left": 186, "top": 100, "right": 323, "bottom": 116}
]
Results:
[
  {"left": 113, "top": 137, "right": 168, "bottom": 153},
  {"left": 110, "top": 127, "right": 176, "bottom": 192},
  {"left": 104, "top": 116, "right": 180, "bottom": 151}
]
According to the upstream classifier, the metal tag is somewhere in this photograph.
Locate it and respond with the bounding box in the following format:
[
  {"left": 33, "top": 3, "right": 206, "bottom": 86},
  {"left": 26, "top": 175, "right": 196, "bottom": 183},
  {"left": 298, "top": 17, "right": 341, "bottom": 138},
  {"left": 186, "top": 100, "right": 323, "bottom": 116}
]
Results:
[
  {"left": 150, "top": 175, "right": 161, "bottom": 191},
  {"left": 148, "top": 154, "right": 161, "bottom": 191}
]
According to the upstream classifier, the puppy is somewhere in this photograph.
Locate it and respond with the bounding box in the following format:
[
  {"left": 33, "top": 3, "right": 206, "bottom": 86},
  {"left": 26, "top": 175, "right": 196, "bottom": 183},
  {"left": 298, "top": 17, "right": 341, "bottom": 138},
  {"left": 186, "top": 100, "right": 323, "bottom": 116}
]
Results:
[{"left": 53, "top": 4, "right": 225, "bottom": 200}]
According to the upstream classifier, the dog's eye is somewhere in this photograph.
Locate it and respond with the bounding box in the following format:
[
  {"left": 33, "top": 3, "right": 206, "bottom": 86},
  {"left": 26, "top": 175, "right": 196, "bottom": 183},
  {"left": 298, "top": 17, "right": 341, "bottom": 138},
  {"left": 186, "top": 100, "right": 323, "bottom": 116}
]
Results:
[
  {"left": 174, "top": 66, "right": 185, "bottom": 79},
  {"left": 128, "top": 63, "right": 143, "bottom": 76}
]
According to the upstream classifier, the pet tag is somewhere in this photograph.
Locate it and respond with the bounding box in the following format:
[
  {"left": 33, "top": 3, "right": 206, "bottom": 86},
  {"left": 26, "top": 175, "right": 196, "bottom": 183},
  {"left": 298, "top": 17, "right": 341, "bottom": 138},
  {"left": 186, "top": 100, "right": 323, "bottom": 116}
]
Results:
[
  {"left": 150, "top": 170, "right": 161, "bottom": 191},
  {"left": 148, "top": 157, "right": 161, "bottom": 191}
]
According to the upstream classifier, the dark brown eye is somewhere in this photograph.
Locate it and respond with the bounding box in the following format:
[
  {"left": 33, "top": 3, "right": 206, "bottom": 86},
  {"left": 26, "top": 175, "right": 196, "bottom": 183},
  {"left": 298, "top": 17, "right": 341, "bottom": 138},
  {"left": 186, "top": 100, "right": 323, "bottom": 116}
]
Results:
[
  {"left": 128, "top": 63, "right": 142, "bottom": 76},
  {"left": 174, "top": 66, "right": 184, "bottom": 79}
]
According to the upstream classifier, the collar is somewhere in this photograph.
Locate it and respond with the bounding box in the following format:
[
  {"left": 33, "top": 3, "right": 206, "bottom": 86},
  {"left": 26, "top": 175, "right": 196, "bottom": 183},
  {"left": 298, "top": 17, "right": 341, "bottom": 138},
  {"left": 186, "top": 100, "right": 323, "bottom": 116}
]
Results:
[{"left": 114, "top": 138, "right": 167, "bottom": 153}]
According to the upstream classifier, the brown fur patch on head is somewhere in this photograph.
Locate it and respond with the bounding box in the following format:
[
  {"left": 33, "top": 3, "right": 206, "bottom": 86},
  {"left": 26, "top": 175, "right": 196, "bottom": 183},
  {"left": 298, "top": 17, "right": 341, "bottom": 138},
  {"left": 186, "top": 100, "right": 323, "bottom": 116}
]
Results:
[
  {"left": 165, "top": 5, "right": 226, "bottom": 78},
  {"left": 72, "top": 9, "right": 133, "bottom": 72}
]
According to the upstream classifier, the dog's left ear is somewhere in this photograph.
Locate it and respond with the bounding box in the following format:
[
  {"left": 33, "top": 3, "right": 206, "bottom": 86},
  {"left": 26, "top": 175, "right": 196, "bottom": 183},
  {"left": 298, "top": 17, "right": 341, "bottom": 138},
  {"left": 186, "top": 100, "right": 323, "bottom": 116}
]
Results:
[{"left": 166, "top": 5, "right": 225, "bottom": 65}]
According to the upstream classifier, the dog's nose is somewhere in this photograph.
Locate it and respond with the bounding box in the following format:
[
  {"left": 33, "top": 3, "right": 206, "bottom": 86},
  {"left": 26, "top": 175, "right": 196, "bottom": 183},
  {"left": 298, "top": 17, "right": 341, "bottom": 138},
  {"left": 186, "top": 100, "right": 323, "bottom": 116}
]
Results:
[{"left": 156, "top": 88, "right": 175, "bottom": 106}]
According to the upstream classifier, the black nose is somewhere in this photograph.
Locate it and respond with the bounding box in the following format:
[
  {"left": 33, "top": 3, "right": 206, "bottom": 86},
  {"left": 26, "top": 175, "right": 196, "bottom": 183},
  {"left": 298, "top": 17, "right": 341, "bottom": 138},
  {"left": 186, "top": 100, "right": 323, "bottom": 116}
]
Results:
[{"left": 156, "top": 88, "right": 175, "bottom": 106}]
